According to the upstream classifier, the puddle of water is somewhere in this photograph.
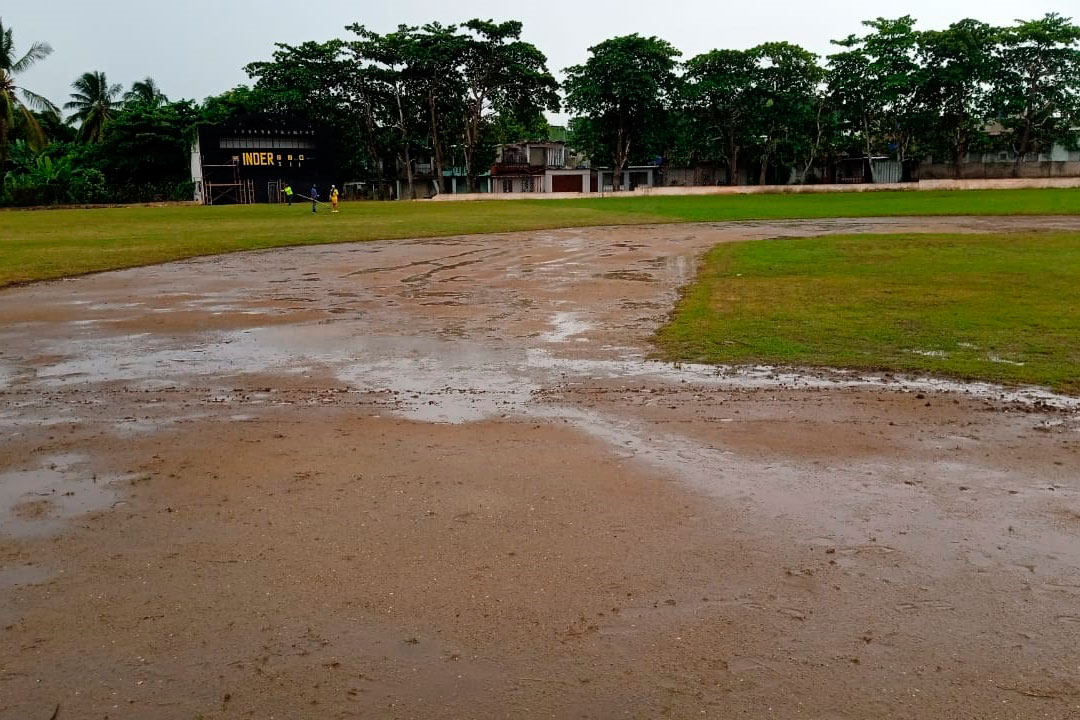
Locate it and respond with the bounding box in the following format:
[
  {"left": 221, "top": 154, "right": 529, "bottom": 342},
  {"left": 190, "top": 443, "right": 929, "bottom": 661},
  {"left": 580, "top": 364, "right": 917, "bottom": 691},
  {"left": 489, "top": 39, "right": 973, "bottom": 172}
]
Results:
[
  {"left": 524, "top": 352, "right": 1080, "bottom": 413},
  {"left": 0, "top": 361, "right": 14, "bottom": 390},
  {"left": 0, "top": 455, "right": 119, "bottom": 539},
  {"left": 988, "top": 355, "right": 1025, "bottom": 366},
  {"left": 334, "top": 337, "right": 535, "bottom": 424},
  {"left": 33, "top": 331, "right": 288, "bottom": 388},
  {"left": 19, "top": 317, "right": 1080, "bottom": 434},
  {"left": 0, "top": 564, "right": 55, "bottom": 589},
  {"left": 540, "top": 312, "right": 590, "bottom": 343},
  {"left": 86, "top": 302, "right": 144, "bottom": 311}
]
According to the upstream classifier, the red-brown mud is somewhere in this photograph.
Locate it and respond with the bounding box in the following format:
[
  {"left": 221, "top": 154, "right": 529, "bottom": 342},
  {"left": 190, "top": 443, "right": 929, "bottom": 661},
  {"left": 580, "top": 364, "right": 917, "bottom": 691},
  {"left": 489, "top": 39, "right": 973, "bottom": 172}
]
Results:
[{"left": 1, "top": 217, "right": 1079, "bottom": 719}]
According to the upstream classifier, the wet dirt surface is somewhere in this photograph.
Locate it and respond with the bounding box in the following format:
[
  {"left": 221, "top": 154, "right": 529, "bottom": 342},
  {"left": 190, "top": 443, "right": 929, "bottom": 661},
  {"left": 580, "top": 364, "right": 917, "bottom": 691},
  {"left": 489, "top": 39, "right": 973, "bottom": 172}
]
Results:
[{"left": 1, "top": 216, "right": 1079, "bottom": 719}]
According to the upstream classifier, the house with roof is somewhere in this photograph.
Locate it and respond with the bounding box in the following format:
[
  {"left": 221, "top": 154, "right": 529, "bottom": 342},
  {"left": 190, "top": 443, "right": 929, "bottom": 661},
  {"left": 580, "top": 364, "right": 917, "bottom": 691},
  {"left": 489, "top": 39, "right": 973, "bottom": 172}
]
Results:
[{"left": 490, "top": 141, "right": 596, "bottom": 194}]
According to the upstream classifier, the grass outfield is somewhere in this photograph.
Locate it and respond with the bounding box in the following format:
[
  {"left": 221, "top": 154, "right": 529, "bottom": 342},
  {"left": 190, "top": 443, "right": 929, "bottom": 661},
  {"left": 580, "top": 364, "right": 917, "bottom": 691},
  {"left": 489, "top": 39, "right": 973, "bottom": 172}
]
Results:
[
  {"left": 655, "top": 231, "right": 1080, "bottom": 393},
  {"left": 1, "top": 188, "right": 1079, "bottom": 287}
]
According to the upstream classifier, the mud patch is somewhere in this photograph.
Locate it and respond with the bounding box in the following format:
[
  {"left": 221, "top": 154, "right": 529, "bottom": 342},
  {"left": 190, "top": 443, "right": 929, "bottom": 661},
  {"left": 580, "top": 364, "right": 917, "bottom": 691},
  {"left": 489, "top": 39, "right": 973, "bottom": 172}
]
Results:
[{"left": 0, "top": 455, "right": 120, "bottom": 538}]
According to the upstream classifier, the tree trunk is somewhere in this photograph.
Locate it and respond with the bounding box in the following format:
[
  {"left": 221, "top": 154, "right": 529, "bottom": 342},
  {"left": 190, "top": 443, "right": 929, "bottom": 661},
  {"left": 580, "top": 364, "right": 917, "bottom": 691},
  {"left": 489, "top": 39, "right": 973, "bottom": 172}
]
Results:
[
  {"left": 800, "top": 106, "right": 823, "bottom": 185},
  {"left": 0, "top": 120, "right": 8, "bottom": 196},
  {"left": 758, "top": 153, "right": 769, "bottom": 186},
  {"left": 394, "top": 82, "right": 414, "bottom": 200},
  {"left": 1013, "top": 112, "right": 1032, "bottom": 179},
  {"left": 863, "top": 117, "right": 876, "bottom": 184},
  {"left": 360, "top": 99, "right": 385, "bottom": 200},
  {"left": 429, "top": 89, "right": 444, "bottom": 194},
  {"left": 728, "top": 139, "right": 740, "bottom": 186},
  {"left": 953, "top": 128, "right": 965, "bottom": 180},
  {"left": 612, "top": 127, "right": 629, "bottom": 191},
  {"left": 463, "top": 93, "right": 484, "bottom": 192}
]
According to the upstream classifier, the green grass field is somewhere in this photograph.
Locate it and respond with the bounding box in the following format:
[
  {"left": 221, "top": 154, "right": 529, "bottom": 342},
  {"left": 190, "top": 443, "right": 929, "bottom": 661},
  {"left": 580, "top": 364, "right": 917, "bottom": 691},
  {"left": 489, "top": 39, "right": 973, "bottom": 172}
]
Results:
[
  {"left": 2, "top": 188, "right": 1079, "bottom": 287},
  {"left": 655, "top": 231, "right": 1080, "bottom": 393}
]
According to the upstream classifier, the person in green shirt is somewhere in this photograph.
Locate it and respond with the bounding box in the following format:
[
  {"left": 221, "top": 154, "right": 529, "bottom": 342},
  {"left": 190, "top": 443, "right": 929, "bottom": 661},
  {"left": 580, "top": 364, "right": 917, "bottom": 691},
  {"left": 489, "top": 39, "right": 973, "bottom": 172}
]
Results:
[{"left": 283, "top": 184, "right": 293, "bottom": 206}]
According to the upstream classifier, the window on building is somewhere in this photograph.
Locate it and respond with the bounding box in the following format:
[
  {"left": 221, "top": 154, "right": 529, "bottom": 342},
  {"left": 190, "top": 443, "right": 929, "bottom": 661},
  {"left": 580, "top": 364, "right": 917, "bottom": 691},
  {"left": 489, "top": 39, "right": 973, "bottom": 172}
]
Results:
[
  {"left": 522, "top": 176, "right": 534, "bottom": 192},
  {"left": 218, "top": 137, "right": 315, "bottom": 150},
  {"left": 502, "top": 178, "right": 513, "bottom": 193}
]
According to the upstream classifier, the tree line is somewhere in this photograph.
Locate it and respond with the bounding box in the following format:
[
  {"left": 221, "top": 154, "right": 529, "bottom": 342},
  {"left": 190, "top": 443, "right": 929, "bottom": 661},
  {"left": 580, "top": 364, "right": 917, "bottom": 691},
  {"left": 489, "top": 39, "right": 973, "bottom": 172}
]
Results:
[
  {"left": 2, "top": 13, "right": 1078, "bottom": 205},
  {"left": 570, "top": 13, "right": 1080, "bottom": 187}
]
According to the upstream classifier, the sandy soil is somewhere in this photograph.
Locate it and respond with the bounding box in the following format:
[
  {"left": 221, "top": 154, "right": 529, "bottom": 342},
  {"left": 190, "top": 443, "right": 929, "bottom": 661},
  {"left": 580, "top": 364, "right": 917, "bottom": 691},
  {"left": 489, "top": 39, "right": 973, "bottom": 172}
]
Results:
[{"left": 1, "top": 216, "right": 1079, "bottom": 719}]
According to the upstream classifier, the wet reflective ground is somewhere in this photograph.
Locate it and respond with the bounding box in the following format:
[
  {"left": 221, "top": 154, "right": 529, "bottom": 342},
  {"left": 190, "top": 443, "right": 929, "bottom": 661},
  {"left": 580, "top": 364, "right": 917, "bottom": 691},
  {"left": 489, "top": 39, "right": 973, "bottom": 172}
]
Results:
[{"left": 1, "top": 217, "right": 1079, "bottom": 718}]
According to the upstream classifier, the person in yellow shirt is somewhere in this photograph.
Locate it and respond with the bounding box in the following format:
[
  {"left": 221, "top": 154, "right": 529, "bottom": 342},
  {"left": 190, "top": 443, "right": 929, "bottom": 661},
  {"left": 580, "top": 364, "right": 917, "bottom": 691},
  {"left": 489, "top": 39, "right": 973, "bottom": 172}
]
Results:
[{"left": 330, "top": 185, "right": 339, "bottom": 213}]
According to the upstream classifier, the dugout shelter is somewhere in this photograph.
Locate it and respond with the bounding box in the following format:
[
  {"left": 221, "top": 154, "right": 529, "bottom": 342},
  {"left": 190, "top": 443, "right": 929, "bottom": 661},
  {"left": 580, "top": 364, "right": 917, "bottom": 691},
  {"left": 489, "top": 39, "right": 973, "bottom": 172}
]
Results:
[{"left": 191, "top": 116, "right": 335, "bottom": 205}]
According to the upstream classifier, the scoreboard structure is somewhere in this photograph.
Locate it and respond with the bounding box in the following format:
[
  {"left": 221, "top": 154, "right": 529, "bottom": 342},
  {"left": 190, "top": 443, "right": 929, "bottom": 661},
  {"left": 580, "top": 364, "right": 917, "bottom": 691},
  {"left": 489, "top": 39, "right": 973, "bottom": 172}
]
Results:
[{"left": 191, "top": 117, "right": 334, "bottom": 205}]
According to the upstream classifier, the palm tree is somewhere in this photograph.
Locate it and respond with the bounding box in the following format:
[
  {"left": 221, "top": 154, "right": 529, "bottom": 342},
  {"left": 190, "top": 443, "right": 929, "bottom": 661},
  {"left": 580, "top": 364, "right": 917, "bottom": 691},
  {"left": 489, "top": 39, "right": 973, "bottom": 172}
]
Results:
[
  {"left": 123, "top": 76, "right": 167, "bottom": 108},
  {"left": 64, "top": 70, "right": 121, "bottom": 143},
  {"left": 0, "top": 18, "right": 57, "bottom": 194}
]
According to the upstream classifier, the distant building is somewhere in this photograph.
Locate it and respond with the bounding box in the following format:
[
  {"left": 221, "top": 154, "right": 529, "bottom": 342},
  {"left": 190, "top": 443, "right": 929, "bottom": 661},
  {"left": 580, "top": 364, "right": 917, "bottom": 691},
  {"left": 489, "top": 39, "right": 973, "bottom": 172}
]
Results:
[
  {"left": 191, "top": 117, "right": 334, "bottom": 204},
  {"left": 596, "top": 165, "right": 660, "bottom": 192},
  {"left": 920, "top": 123, "right": 1080, "bottom": 179},
  {"left": 490, "top": 141, "right": 596, "bottom": 194}
]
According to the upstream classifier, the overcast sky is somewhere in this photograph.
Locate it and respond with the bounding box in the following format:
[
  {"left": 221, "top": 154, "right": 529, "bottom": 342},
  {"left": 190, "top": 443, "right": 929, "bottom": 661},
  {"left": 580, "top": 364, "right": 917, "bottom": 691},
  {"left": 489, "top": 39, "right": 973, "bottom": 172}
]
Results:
[{"left": 5, "top": 0, "right": 1074, "bottom": 124}]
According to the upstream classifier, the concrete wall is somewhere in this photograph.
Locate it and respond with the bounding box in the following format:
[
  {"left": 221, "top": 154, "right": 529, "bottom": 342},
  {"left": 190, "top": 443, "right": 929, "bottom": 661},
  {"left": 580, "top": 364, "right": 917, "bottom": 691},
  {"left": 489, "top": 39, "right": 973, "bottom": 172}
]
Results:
[
  {"left": 427, "top": 176, "right": 1080, "bottom": 201},
  {"left": 917, "top": 177, "right": 1080, "bottom": 190},
  {"left": 920, "top": 162, "right": 1080, "bottom": 180}
]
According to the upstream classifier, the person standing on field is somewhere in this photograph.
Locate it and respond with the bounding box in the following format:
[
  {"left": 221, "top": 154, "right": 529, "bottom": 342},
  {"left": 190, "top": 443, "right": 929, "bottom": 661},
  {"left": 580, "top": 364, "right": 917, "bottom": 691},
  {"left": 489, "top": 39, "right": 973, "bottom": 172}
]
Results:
[
  {"left": 310, "top": 184, "right": 319, "bottom": 213},
  {"left": 283, "top": 183, "right": 293, "bottom": 206},
  {"left": 330, "top": 185, "right": 339, "bottom": 213}
]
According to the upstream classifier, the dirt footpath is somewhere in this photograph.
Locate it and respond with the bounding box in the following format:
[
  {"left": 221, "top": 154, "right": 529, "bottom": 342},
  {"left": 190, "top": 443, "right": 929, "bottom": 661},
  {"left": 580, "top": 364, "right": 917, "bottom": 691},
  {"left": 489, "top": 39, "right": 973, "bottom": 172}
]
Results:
[{"left": 1, "top": 217, "right": 1079, "bottom": 719}]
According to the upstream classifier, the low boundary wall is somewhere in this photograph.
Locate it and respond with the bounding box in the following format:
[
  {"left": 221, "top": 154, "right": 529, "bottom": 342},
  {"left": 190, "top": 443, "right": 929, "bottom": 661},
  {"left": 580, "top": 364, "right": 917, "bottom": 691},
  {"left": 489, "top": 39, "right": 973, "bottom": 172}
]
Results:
[{"left": 428, "top": 177, "right": 1080, "bottom": 202}]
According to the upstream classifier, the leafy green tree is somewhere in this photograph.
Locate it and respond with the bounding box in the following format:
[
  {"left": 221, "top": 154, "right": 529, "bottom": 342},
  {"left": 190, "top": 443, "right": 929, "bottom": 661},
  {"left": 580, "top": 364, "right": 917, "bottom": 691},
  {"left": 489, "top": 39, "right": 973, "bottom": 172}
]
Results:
[
  {"left": 991, "top": 13, "right": 1080, "bottom": 171},
  {"left": 124, "top": 77, "right": 167, "bottom": 108},
  {"left": 246, "top": 39, "right": 381, "bottom": 184},
  {"left": 4, "top": 151, "right": 74, "bottom": 204},
  {"left": 679, "top": 49, "right": 757, "bottom": 184},
  {"left": 28, "top": 108, "right": 75, "bottom": 143},
  {"left": 458, "top": 19, "right": 559, "bottom": 190},
  {"left": 0, "top": 18, "right": 57, "bottom": 194},
  {"left": 406, "top": 23, "right": 468, "bottom": 192},
  {"left": 338, "top": 39, "right": 400, "bottom": 198},
  {"left": 917, "top": 19, "right": 1000, "bottom": 173},
  {"left": 349, "top": 25, "right": 427, "bottom": 199},
  {"left": 564, "top": 34, "right": 680, "bottom": 189},
  {"left": 745, "top": 42, "right": 824, "bottom": 184},
  {"left": 828, "top": 17, "right": 922, "bottom": 180},
  {"left": 97, "top": 100, "right": 200, "bottom": 199},
  {"left": 198, "top": 85, "right": 269, "bottom": 125},
  {"left": 245, "top": 40, "right": 348, "bottom": 120},
  {"left": 65, "top": 71, "right": 122, "bottom": 142},
  {"left": 794, "top": 93, "right": 840, "bottom": 184}
]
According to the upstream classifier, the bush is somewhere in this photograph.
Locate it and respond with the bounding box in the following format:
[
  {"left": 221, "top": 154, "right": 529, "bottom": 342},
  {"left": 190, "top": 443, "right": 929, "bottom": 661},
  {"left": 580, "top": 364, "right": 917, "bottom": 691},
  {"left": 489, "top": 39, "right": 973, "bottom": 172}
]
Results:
[
  {"left": 171, "top": 179, "right": 195, "bottom": 201},
  {"left": 69, "top": 169, "right": 109, "bottom": 204}
]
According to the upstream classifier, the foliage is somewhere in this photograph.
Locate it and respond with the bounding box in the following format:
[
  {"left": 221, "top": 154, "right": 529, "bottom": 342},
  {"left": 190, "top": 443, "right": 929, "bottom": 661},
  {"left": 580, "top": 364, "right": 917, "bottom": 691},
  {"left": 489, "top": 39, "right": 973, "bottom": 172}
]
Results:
[
  {"left": 95, "top": 100, "right": 201, "bottom": 200},
  {"left": 564, "top": 34, "right": 680, "bottom": 189},
  {"left": 458, "top": 20, "right": 559, "bottom": 190},
  {"left": 123, "top": 77, "right": 167, "bottom": 108},
  {"left": 4, "top": 12, "right": 1080, "bottom": 205},
  {"left": 678, "top": 49, "right": 758, "bottom": 182},
  {"left": 917, "top": 19, "right": 999, "bottom": 166},
  {"left": 64, "top": 70, "right": 122, "bottom": 142},
  {"left": 0, "top": 17, "right": 57, "bottom": 194},
  {"left": 992, "top": 13, "right": 1080, "bottom": 161},
  {"left": 827, "top": 16, "right": 924, "bottom": 178},
  {"left": 744, "top": 42, "right": 824, "bottom": 185}
]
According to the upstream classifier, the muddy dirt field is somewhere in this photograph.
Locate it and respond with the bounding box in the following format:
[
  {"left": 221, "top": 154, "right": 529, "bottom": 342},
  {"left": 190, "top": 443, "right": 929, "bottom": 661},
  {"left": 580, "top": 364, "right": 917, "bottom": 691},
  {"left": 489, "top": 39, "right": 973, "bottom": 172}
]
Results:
[{"left": 1, "top": 217, "right": 1079, "bottom": 719}]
